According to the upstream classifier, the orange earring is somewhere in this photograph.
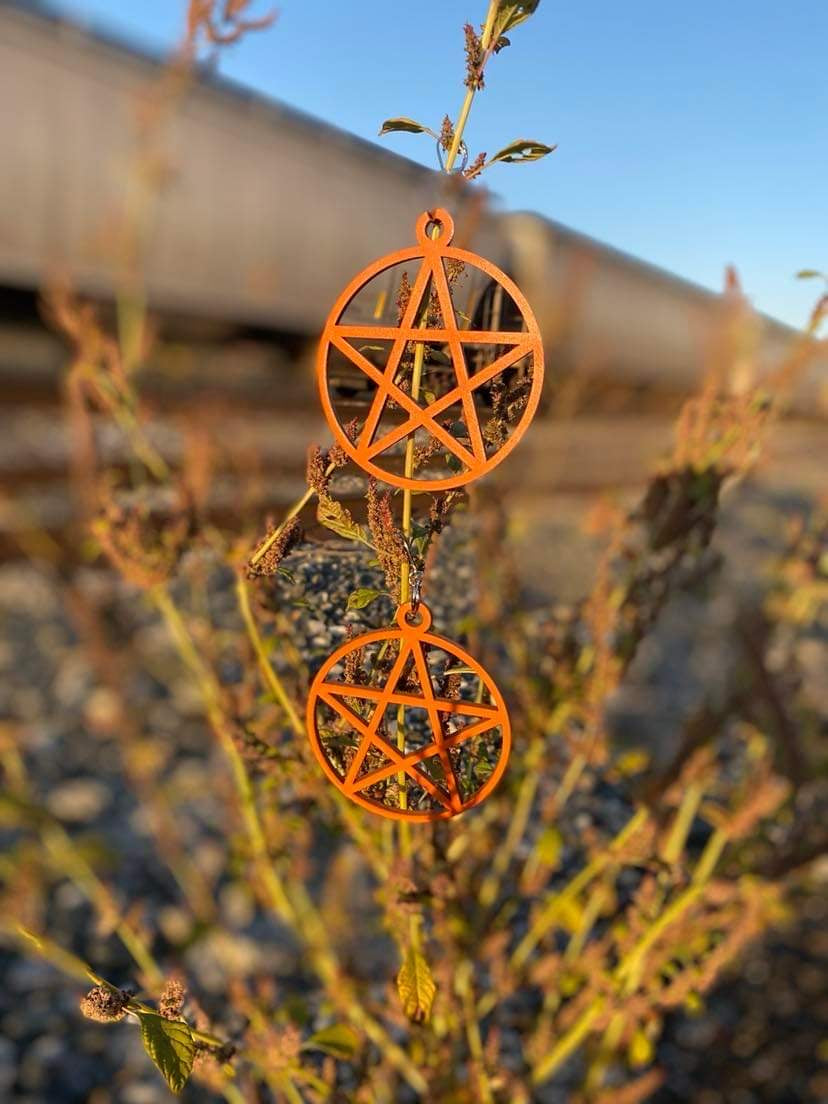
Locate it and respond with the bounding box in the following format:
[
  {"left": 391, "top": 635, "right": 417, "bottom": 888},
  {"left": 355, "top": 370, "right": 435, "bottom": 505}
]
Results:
[
  {"left": 306, "top": 602, "right": 511, "bottom": 822},
  {"left": 306, "top": 207, "right": 542, "bottom": 819},
  {"left": 316, "top": 208, "right": 544, "bottom": 492}
]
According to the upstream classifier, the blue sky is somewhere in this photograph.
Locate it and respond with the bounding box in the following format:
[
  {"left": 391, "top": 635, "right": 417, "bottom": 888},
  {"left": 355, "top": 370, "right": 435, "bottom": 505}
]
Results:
[{"left": 57, "top": 1, "right": 827, "bottom": 328}]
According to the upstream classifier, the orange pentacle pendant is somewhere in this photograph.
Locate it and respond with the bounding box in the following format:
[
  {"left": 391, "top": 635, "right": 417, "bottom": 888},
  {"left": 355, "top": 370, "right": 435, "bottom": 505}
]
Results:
[
  {"left": 317, "top": 208, "right": 544, "bottom": 491},
  {"left": 306, "top": 603, "right": 511, "bottom": 821}
]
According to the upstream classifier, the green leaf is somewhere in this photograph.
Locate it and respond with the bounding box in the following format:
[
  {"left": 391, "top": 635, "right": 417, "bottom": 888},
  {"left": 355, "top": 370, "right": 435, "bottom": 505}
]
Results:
[
  {"left": 378, "top": 116, "right": 437, "bottom": 138},
  {"left": 491, "top": 1, "right": 541, "bottom": 39},
  {"left": 628, "top": 1027, "right": 654, "bottom": 1068},
  {"left": 317, "top": 497, "right": 370, "bottom": 545},
  {"left": 615, "top": 749, "right": 650, "bottom": 777},
  {"left": 346, "top": 587, "right": 383, "bottom": 611},
  {"left": 410, "top": 533, "right": 429, "bottom": 559},
  {"left": 303, "top": 1023, "right": 360, "bottom": 1059},
  {"left": 796, "top": 269, "right": 822, "bottom": 279},
  {"left": 536, "top": 825, "right": 563, "bottom": 868},
  {"left": 396, "top": 946, "right": 436, "bottom": 1024},
  {"left": 137, "top": 1012, "right": 194, "bottom": 1095},
  {"left": 489, "top": 138, "right": 557, "bottom": 165}
]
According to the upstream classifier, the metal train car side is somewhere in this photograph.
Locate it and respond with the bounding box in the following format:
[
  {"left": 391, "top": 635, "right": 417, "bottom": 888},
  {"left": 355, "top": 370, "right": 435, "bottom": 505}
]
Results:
[
  {"left": 1, "top": 1, "right": 823, "bottom": 409},
  {"left": 0, "top": 1, "right": 505, "bottom": 332},
  {"left": 502, "top": 213, "right": 824, "bottom": 404}
]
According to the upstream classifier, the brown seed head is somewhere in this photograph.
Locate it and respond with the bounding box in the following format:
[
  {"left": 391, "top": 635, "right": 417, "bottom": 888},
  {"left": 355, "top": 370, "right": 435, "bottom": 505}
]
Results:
[
  {"left": 396, "top": 271, "right": 412, "bottom": 324},
  {"left": 79, "top": 985, "right": 129, "bottom": 1023},
  {"left": 159, "top": 976, "right": 186, "bottom": 1019},
  {"left": 464, "top": 151, "right": 487, "bottom": 180},
  {"left": 248, "top": 516, "right": 302, "bottom": 578},
  {"left": 439, "top": 114, "right": 455, "bottom": 152},
  {"left": 463, "top": 23, "right": 485, "bottom": 90}
]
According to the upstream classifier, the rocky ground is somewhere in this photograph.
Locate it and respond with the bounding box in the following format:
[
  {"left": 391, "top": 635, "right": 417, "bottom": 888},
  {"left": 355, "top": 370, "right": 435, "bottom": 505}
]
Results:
[{"left": 0, "top": 481, "right": 825, "bottom": 1102}]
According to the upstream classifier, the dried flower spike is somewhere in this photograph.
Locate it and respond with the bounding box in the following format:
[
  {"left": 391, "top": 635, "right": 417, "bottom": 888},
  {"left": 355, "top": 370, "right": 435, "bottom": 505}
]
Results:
[
  {"left": 247, "top": 516, "right": 302, "bottom": 578},
  {"left": 159, "top": 976, "right": 186, "bottom": 1019},
  {"left": 464, "top": 23, "right": 485, "bottom": 90}
]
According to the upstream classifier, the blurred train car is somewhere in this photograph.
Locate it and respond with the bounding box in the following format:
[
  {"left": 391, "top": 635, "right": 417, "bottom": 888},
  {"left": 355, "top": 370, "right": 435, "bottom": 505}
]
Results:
[
  {"left": 1, "top": 0, "right": 824, "bottom": 408},
  {"left": 0, "top": 0, "right": 503, "bottom": 336}
]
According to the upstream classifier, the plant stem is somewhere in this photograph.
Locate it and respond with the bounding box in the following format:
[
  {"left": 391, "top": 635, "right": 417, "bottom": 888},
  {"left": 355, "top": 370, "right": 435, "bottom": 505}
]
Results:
[
  {"left": 554, "top": 751, "right": 588, "bottom": 814},
  {"left": 399, "top": 0, "right": 500, "bottom": 604},
  {"left": 0, "top": 742, "right": 164, "bottom": 991},
  {"left": 583, "top": 1010, "right": 625, "bottom": 1095},
  {"left": 236, "top": 573, "right": 304, "bottom": 737},
  {"left": 236, "top": 572, "right": 389, "bottom": 879},
  {"left": 580, "top": 789, "right": 707, "bottom": 1095},
  {"left": 531, "top": 823, "right": 731, "bottom": 1086},
  {"left": 531, "top": 998, "right": 603, "bottom": 1086},
  {"left": 8, "top": 925, "right": 229, "bottom": 1054},
  {"left": 48, "top": 827, "right": 163, "bottom": 987},
  {"left": 248, "top": 462, "right": 335, "bottom": 570},
  {"left": 564, "top": 883, "right": 608, "bottom": 964},
  {"left": 478, "top": 737, "right": 543, "bottom": 908},
  {"left": 510, "top": 806, "right": 649, "bottom": 972},
  {"left": 443, "top": 1, "right": 502, "bottom": 173},
  {"left": 661, "top": 780, "right": 704, "bottom": 866},
  {"left": 396, "top": 0, "right": 501, "bottom": 829},
  {"left": 152, "top": 584, "right": 427, "bottom": 1094},
  {"left": 278, "top": 1074, "right": 305, "bottom": 1104},
  {"left": 457, "top": 962, "right": 494, "bottom": 1104}
]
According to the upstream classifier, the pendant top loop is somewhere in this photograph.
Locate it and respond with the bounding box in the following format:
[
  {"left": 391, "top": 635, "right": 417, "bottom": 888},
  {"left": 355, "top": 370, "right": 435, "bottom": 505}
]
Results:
[
  {"left": 396, "top": 601, "right": 432, "bottom": 633},
  {"left": 415, "top": 207, "right": 455, "bottom": 248}
]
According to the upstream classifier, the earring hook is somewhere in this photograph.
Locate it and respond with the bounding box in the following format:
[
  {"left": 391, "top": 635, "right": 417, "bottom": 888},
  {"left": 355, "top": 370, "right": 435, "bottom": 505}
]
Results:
[
  {"left": 402, "top": 534, "right": 425, "bottom": 616},
  {"left": 436, "top": 137, "right": 469, "bottom": 174}
]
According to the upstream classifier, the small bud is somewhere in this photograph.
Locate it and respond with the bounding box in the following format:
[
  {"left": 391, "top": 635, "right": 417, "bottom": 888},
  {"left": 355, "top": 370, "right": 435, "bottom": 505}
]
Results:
[
  {"left": 464, "top": 151, "right": 487, "bottom": 181},
  {"left": 79, "top": 985, "right": 129, "bottom": 1023},
  {"left": 439, "top": 114, "right": 455, "bottom": 152},
  {"left": 159, "top": 976, "right": 186, "bottom": 1020},
  {"left": 306, "top": 445, "right": 329, "bottom": 494}
]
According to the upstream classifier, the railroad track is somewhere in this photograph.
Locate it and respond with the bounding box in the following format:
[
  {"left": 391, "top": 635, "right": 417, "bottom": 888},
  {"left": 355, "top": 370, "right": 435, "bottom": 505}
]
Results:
[{"left": 3, "top": 312, "right": 825, "bottom": 576}]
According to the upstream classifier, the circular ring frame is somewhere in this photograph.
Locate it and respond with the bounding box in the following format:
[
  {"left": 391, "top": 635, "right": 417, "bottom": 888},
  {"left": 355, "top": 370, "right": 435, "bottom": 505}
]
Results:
[
  {"left": 306, "top": 603, "right": 512, "bottom": 821},
  {"left": 316, "top": 208, "right": 544, "bottom": 492}
]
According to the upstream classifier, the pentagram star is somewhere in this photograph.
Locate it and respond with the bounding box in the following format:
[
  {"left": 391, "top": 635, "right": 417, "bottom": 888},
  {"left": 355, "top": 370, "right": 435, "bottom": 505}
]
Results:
[
  {"left": 330, "top": 248, "right": 534, "bottom": 473},
  {"left": 316, "top": 635, "right": 503, "bottom": 814}
]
